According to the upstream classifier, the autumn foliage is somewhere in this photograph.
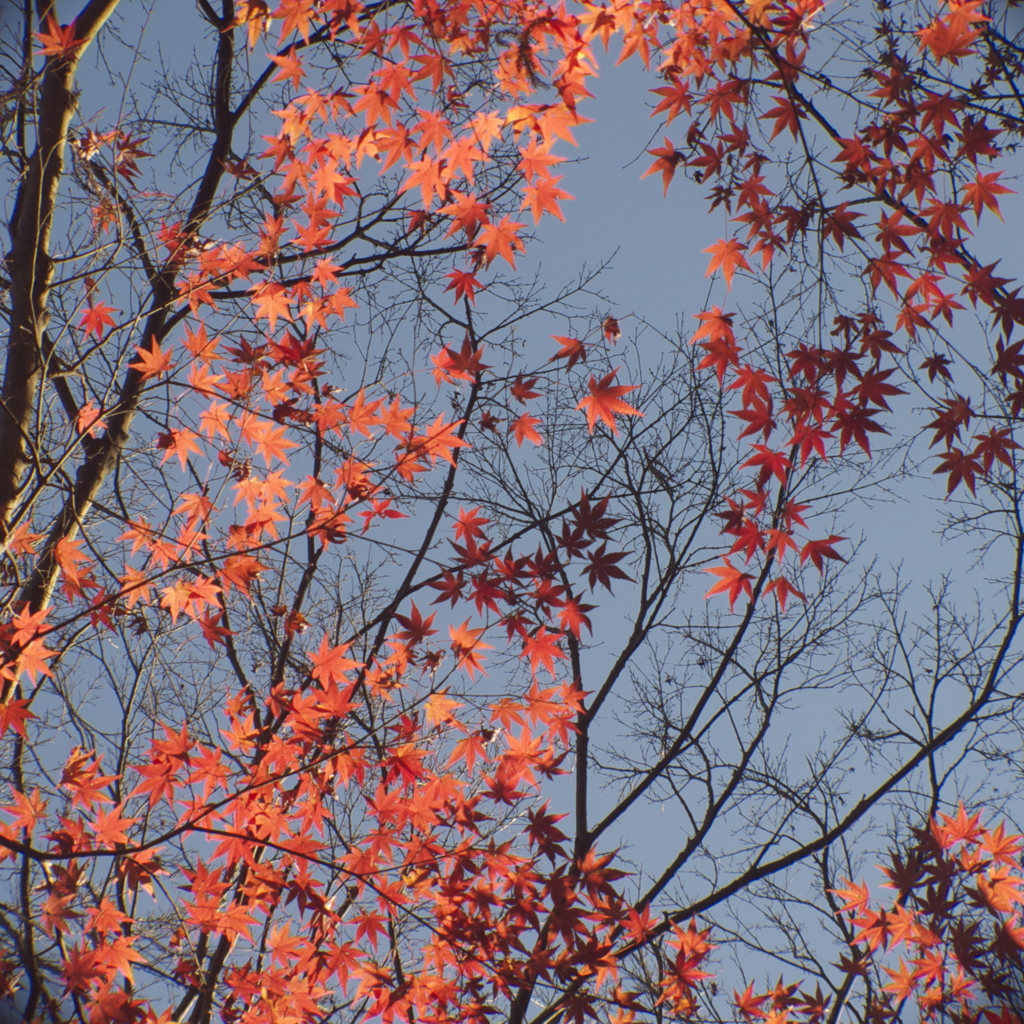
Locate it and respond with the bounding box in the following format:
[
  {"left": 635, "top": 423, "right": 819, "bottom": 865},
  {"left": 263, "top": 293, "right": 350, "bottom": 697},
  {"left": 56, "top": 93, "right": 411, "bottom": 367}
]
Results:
[
  {"left": 2, "top": 0, "right": 1024, "bottom": 1020},
  {"left": 829, "top": 808, "right": 1024, "bottom": 1024}
]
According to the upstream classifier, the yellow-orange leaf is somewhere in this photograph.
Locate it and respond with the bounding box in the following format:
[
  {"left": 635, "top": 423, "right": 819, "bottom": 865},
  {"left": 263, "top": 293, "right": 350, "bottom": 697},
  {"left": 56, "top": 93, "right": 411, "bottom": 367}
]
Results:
[{"left": 576, "top": 368, "right": 642, "bottom": 435}]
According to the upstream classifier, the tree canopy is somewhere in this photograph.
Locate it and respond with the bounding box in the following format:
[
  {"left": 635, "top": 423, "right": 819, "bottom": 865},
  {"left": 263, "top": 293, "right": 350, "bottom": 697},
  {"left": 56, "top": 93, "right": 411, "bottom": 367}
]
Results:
[{"left": 2, "top": 0, "right": 1024, "bottom": 1022}]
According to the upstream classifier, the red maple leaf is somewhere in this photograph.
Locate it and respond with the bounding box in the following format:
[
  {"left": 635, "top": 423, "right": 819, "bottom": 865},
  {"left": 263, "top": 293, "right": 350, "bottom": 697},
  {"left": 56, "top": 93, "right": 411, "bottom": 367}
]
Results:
[
  {"left": 741, "top": 444, "right": 792, "bottom": 486},
  {"left": 800, "top": 536, "right": 847, "bottom": 572},
  {"left": 582, "top": 544, "right": 631, "bottom": 592},
  {"left": 973, "top": 428, "right": 1020, "bottom": 473},
  {"left": 91, "top": 804, "right": 139, "bottom": 848},
  {"left": 35, "top": 15, "right": 84, "bottom": 58},
  {"left": 920, "top": 352, "right": 954, "bottom": 382},
  {"left": 641, "top": 137, "right": 685, "bottom": 194},
  {"left": 521, "top": 626, "right": 567, "bottom": 677},
  {"left": 933, "top": 447, "right": 984, "bottom": 495},
  {"left": 557, "top": 597, "right": 595, "bottom": 637},
  {"left": 763, "top": 575, "right": 805, "bottom": 611},
  {"left": 511, "top": 375, "right": 542, "bottom": 403},
  {"left": 963, "top": 170, "right": 1014, "bottom": 221},
  {"left": 0, "top": 698, "right": 36, "bottom": 738},
  {"left": 735, "top": 983, "right": 769, "bottom": 1019},
  {"left": 822, "top": 203, "right": 865, "bottom": 251},
  {"left": 79, "top": 301, "right": 118, "bottom": 340},
  {"left": 704, "top": 557, "right": 755, "bottom": 611},
  {"left": 393, "top": 604, "right": 438, "bottom": 646},
  {"left": 444, "top": 268, "right": 483, "bottom": 305},
  {"left": 761, "top": 95, "right": 804, "bottom": 139},
  {"left": 549, "top": 335, "right": 588, "bottom": 370},
  {"left": 431, "top": 336, "right": 491, "bottom": 384}
]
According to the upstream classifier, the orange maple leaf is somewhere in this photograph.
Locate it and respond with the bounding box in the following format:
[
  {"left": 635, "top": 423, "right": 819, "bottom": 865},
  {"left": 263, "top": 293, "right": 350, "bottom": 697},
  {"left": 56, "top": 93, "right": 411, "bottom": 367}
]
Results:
[
  {"left": 511, "top": 413, "right": 544, "bottom": 447},
  {"left": 91, "top": 804, "right": 139, "bottom": 848},
  {"left": 449, "top": 621, "right": 491, "bottom": 678},
  {"left": 408, "top": 415, "right": 470, "bottom": 467},
  {"left": 703, "top": 238, "right": 752, "bottom": 288},
  {"left": 309, "top": 635, "right": 363, "bottom": 685},
  {"left": 425, "top": 690, "right": 463, "bottom": 726},
  {"left": 276, "top": 0, "right": 318, "bottom": 41},
  {"left": 521, "top": 175, "right": 573, "bottom": 223},
  {"left": 576, "top": 368, "right": 642, "bottom": 435},
  {"left": 130, "top": 338, "right": 174, "bottom": 380},
  {"left": 234, "top": 0, "right": 270, "bottom": 48},
  {"left": 641, "top": 137, "right": 685, "bottom": 195},
  {"left": 917, "top": 0, "right": 989, "bottom": 62},
  {"left": 937, "top": 801, "right": 985, "bottom": 844},
  {"left": 830, "top": 878, "right": 871, "bottom": 914},
  {"left": 440, "top": 192, "right": 491, "bottom": 241},
  {"left": 475, "top": 216, "right": 525, "bottom": 268},
  {"left": 40, "top": 892, "right": 81, "bottom": 936},
  {"left": 156, "top": 428, "right": 203, "bottom": 471},
  {"left": 3, "top": 786, "right": 47, "bottom": 832},
  {"left": 703, "top": 557, "right": 755, "bottom": 611},
  {"left": 980, "top": 822, "right": 1024, "bottom": 864},
  {"left": 219, "top": 554, "right": 268, "bottom": 595},
  {"left": 240, "top": 418, "right": 299, "bottom": 466},
  {"left": 34, "top": 15, "right": 84, "bottom": 59},
  {"left": 76, "top": 401, "right": 108, "bottom": 437},
  {"left": 521, "top": 626, "right": 567, "bottom": 677},
  {"left": 249, "top": 281, "right": 293, "bottom": 329},
  {"left": 269, "top": 45, "right": 304, "bottom": 87},
  {"left": 882, "top": 958, "right": 917, "bottom": 1001}
]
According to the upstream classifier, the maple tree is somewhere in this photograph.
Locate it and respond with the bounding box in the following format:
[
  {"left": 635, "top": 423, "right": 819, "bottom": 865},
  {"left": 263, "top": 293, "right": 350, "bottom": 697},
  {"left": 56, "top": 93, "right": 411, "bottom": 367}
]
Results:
[{"left": 1, "top": 0, "right": 1024, "bottom": 1021}]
